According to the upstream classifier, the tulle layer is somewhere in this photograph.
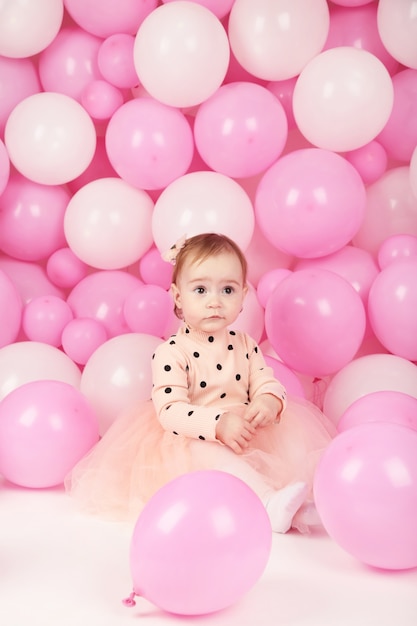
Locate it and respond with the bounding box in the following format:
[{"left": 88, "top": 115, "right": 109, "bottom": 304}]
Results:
[{"left": 65, "top": 397, "right": 337, "bottom": 527}]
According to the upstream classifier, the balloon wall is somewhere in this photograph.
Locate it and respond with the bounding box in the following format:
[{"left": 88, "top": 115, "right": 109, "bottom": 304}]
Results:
[{"left": 1, "top": 0, "right": 417, "bottom": 574}]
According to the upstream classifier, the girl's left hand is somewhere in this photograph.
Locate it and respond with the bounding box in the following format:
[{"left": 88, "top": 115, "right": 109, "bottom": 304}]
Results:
[{"left": 244, "top": 394, "right": 283, "bottom": 428}]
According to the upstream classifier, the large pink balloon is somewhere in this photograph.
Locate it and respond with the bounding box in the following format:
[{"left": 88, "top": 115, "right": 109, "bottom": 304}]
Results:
[
  {"left": 0, "top": 139, "right": 10, "bottom": 197},
  {"left": 46, "top": 248, "right": 89, "bottom": 290},
  {"left": 64, "top": 0, "right": 157, "bottom": 38},
  {"left": 293, "top": 47, "right": 394, "bottom": 152},
  {"left": 255, "top": 149, "right": 366, "bottom": 258},
  {"left": 105, "top": 99, "right": 194, "bottom": 190},
  {"left": 0, "top": 174, "right": 70, "bottom": 261},
  {"left": 378, "top": 234, "right": 417, "bottom": 269},
  {"left": 194, "top": 81, "right": 288, "bottom": 178},
  {"left": 368, "top": 259, "right": 417, "bottom": 361},
  {"left": 228, "top": 0, "right": 330, "bottom": 81},
  {"left": 5, "top": 92, "right": 96, "bottom": 185},
  {"left": 0, "top": 380, "right": 99, "bottom": 488},
  {"left": 0, "top": 0, "right": 63, "bottom": 58},
  {"left": 377, "top": 0, "right": 417, "bottom": 70},
  {"left": 264, "top": 356, "right": 306, "bottom": 399},
  {"left": 338, "top": 390, "right": 417, "bottom": 433},
  {"left": 353, "top": 167, "right": 417, "bottom": 257},
  {"left": 162, "top": 0, "right": 235, "bottom": 20},
  {"left": 0, "top": 270, "right": 22, "bottom": 349},
  {"left": 265, "top": 269, "right": 366, "bottom": 378},
  {"left": 67, "top": 270, "right": 143, "bottom": 338},
  {"left": 344, "top": 140, "right": 388, "bottom": 185},
  {"left": 61, "top": 318, "right": 108, "bottom": 366},
  {"left": 133, "top": 2, "right": 230, "bottom": 107},
  {"left": 152, "top": 171, "right": 255, "bottom": 255},
  {"left": 0, "top": 257, "right": 64, "bottom": 304},
  {"left": 138, "top": 247, "right": 173, "bottom": 290},
  {"left": 97, "top": 34, "right": 139, "bottom": 89},
  {"left": 80, "top": 333, "right": 162, "bottom": 434},
  {"left": 0, "top": 57, "right": 41, "bottom": 136},
  {"left": 22, "top": 295, "right": 73, "bottom": 347},
  {"left": 123, "top": 285, "right": 172, "bottom": 337},
  {"left": 314, "top": 422, "right": 417, "bottom": 570},
  {"left": 127, "top": 470, "right": 272, "bottom": 615},
  {"left": 64, "top": 178, "right": 154, "bottom": 270},
  {"left": 323, "top": 354, "right": 417, "bottom": 424}
]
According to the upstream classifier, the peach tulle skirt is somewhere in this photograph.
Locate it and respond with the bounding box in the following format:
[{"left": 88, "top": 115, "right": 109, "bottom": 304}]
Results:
[{"left": 65, "top": 397, "right": 337, "bottom": 531}]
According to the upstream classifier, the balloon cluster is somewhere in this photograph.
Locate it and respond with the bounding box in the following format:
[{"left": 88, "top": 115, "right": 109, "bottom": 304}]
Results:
[{"left": 0, "top": 0, "right": 417, "bottom": 577}]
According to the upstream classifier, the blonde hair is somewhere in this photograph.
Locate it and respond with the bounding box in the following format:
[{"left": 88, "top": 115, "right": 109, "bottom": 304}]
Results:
[{"left": 171, "top": 233, "right": 248, "bottom": 319}]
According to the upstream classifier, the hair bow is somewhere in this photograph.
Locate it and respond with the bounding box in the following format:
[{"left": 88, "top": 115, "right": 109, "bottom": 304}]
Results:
[{"left": 162, "top": 234, "right": 187, "bottom": 265}]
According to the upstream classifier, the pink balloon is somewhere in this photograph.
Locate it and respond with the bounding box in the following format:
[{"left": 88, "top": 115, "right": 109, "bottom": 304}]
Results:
[
  {"left": 338, "top": 390, "right": 417, "bottom": 432},
  {"left": 255, "top": 149, "right": 366, "bottom": 258},
  {"left": 138, "top": 247, "right": 173, "bottom": 290},
  {"left": 233, "top": 283, "right": 264, "bottom": 344},
  {"left": 80, "top": 333, "right": 162, "bottom": 434},
  {"left": 133, "top": 2, "right": 230, "bottom": 107},
  {"left": 128, "top": 470, "right": 272, "bottom": 615},
  {"left": 106, "top": 98, "right": 194, "bottom": 190},
  {"left": 264, "top": 356, "right": 306, "bottom": 399},
  {"left": 64, "top": 0, "right": 157, "bottom": 38},
  {"left": 265, "top": 269, "right": 366, "bottom": 378},
  {"left": 378, "top": 234, "right": 417, "bottom": 269},
  {"left": 0, "top": 257, "right": 64, "bottom": 304},
  {"left": 0, "top": 270, "right": 22, "bottom": 349},
  {"left": 66, "top": 136, "right": 118, "bottom": 195},
  {"left": 353, "top": 167, "right": 417, "bottom": 257},
  {"left": 228, "top": 0, "right": 330, "bottom": 81},
  {"left": 46, "top": 248, "right": 89, "bottom": 290},
  {"left": 323, "top": 354, "right": 417, "bottom": 424},
  {"left": 344, "top": 141, "right": 388, "bottom": 185},
  {"left": 38, "top": 27, "right": 102, "bottom": 101},
  {"left": 368, "top": 259, "right": 417, "bottom": 361},
  {"left": 194, "top": 81, "right": 288, "bottom": 178},
  {"left": 293, "top": 47, "right": 394, "bottom": 152},
  {"left": 377, "top": 69, "right": 417, "bottom": 163},
  {"left": 5, "top": 92, "right": 96, "bottom": 186},
  {"left": 410, "top": 145, "right": 417, "bottom": 199},
  {"left": 0, "top": 56, "right": 41, "bottom": 136},
  {"left": 266, "top": 77, "right": 298, "bottom": 130},
  {"left": 61, "top": 318, "right": 108, "bottom": 366},
  {"left": 314, "top": 422, "right": 417, "bottom": 570},
  {"left": 0, "top": 380, "right": 99, "bottom": 488},
  {"left": 97, "top": 34, "right": 139, "bottom": 89},
  {"left": 67, "top": 270, "right": 143, "bottom": 338},
  {"left": 324, "top": 3, "right": 399, "bottom": 75},
  {"left": 81, "top": 80, "right": 124, "bottom": 120},
  {"left": 0, "top": 139, "right": 10, "bottom": 197},
  {"left": 257, "top": 268, "right": 292, "bottom": 308},
  {"left": 377, "top": 0, "right": 417, "bottom": 70},
  {"left": 244, "top": 223, "right": 294, "bottom": 287},
  {"left": 22, "top": 295, "right": 73, "bottom": 347},
  {"left": 0, "top": 174, "right": 70, "bottom": 261},
  {"left": 162, "top": 0, "right": 235, "bottom": 20},
  {"left": 123, "top": 284, "right": 172, "bottom": 337},
  {"left": 295, "top": 245, "right": 379, "bottom": 303}
]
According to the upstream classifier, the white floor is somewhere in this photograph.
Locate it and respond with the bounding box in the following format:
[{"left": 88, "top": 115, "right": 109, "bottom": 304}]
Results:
[{"left": 2, "top": 479, "right": 416, "bottom": 626}]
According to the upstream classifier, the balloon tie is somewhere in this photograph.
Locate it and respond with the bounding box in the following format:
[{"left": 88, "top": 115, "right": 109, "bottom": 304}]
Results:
[{"left": 122, "top": 590, "right": 137, "bottom": 607}]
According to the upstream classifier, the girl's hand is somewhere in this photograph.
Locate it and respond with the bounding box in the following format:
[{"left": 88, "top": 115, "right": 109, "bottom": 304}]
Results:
[
  {"left": 215, "top": 412, "right": 256, "bottom": 454},
  {"left": 244, "top": 394, "right": 283, "bottom": 428}
]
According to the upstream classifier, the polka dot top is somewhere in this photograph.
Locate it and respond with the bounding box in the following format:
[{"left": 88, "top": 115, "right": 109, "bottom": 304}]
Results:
[{"left": 151, "top": 324, "right": 287, "bottom": 442}]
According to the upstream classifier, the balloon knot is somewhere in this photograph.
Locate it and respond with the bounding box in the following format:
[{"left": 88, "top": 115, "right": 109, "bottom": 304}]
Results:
[{"left": 122, "top": 591, "right": 137, "bottom": 607}]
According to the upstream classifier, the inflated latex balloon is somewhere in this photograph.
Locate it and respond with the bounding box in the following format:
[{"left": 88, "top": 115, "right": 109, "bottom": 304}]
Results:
[
  {"left": 0, "top": 0, "right": 63, "bottom": 58},
  {"left": 314, "top": 422, "right": 417, "bottom": 570},
  {"left": 338, "top": 390, "right": 417, "bottom": 433},
  {"left": 377, "top": 0, "right": 417, "bottom": 69},
  {"left": 126, "top": 471, "right": 272, "bottom": 615},
  {"left": 377, "top": 234, "right": 417, "bottom": 269},
  {"left": 264, "top": 356, "right": 306, "bottom": 399},
  {"left": 0, "top": 57, "right": 41, "bottom": 136},
  {"left": 265, "top": 269, "right": 366, "bottom": 378},
  {"left": 81, "top": 333, "right": 162, "bottom": 434},
  {"left": 293, "top": 47, "right": 394, "bottom": 152},
  {"left": 255, "top": 149, "right": 366, "bottom": 258},
  {"left": 323, "top": 354, "right": 417, "bottom": 424},
  {"left": 5, "top": 92, "right": 96, "bottom": 185},
  {"left": 0, "top": 139, "right": 10, "bottom": 197},
  {"left": 133, "top": 2, "right": 230, "bottom": 107},
  {"left": 64, "top": 0, "right": 157, "bottom": 38},
  {"left": 161, "top": 0, "right": 235, "bottom": 20},
  {"left": 368, "top": 259, "right": 417, "bottom": 361},
  {"left": 105, "top": 99, "right": 194, "bottom": 190},
  {"left": 81, "top": 80, "right": 124, "bottom": 120},
  {"left": 152, "top": 171, "right": 255, "bottom": 254},
  {"left": 61, "top": 318, "right": 108, "bottom": 366},
  {"left": 64, "top": 178, "right": 153, "bottom": 270},
  {"left": 123, "top": 285, "right": 172, "bottom": 337},
  {"left": 46, "top": 248, "right": 89, "bottom": 290},
  {"left": 0, "top": 257, "right": 64, "bottom": 304},
  {"left": 411, "top": 145, "right": 417, "bottom": 199},
  {"left": 344, "top": 141, "right": 388, "bottom": 185},
  {"left": 22, "top": 296, "right": 73, "bottom": 347},
  {"left": 228, "top": 0, "right": 330, "bottom": 81},
  {"left": 0, "top": 380, "right": 99, "bottom": 488},
  {"left": 0, "top": 341, "right": 81, "bottom": 403},
  {"left": 97, "top": 34, "right": 139, "bottom": 89},
  {"left": 0, "top": 270, "right": 22, "bottom": 349}
]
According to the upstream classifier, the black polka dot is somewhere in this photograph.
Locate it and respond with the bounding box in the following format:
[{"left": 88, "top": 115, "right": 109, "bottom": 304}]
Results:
[
  {"left": 185, "top": 328, "right": 190, "bottom": 333},
  {"left": 200, "top": 381, "right": 207, "bottom": 388},
  {"left": 216, "top": 364, "right": 222, "bottom": 370},
  {"left": 236, "top": 374, "right": 241, "bottom": 381},
  {"left": 199, "top": 435, "right": 205, "bottom": 440},
  {"left": 173, "top": 431, "right": 178, "bottom": 435},
  {"left": 215, "top": 414, "right": 220, "bottom": 420},
  {"left": 188, "top": 410, "right": 194, "bottom": 416},
  {"left": 169, "top": 340, "right": 175, "bottom": 345},
  {"left": 220, "top": 392, "right": 226, "bottom": 399},
  {"left": 152, "top": 353, "right": 155, "bottom": 359},
  {"left": 208, "top": 336, "right": 214, "bottom": 342},
  {"left": 164, "top": 364, "right": 171, "bottom": 371},
  {"left": 228, "top": 344, "right": 233, "bottom": 351},
  {"left": 246, "top": 353, "right": 249, "bottom": 359},
  {"left": 230, "top": 331, "right": 236, "bottom": 336},
  {"left": 165, "top": 387, "right": 172, "bottom": 393},
  {"left": 254, "top": 346, "right": 258, "bottom": 353},
  {"left": 193, "top": 351, "right": 200, "bottom": 358}
]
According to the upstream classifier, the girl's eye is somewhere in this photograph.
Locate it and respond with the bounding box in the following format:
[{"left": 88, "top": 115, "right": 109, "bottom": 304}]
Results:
[
  {"left": 223, "top": 286, "right": 234, "bottom": 295},
  {"left": 194, "top": 286, "right": 206, "bottom": 294}
]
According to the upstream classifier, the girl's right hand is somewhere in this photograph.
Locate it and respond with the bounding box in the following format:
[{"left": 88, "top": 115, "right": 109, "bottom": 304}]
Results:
[{"left": 215, "top": 412, "right": 256, "bottom": 454}]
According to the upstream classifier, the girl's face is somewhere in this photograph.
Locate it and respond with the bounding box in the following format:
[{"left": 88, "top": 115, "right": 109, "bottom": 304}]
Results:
[{"left": 171, "top": 251, "right": 248, "bottom": 333}]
